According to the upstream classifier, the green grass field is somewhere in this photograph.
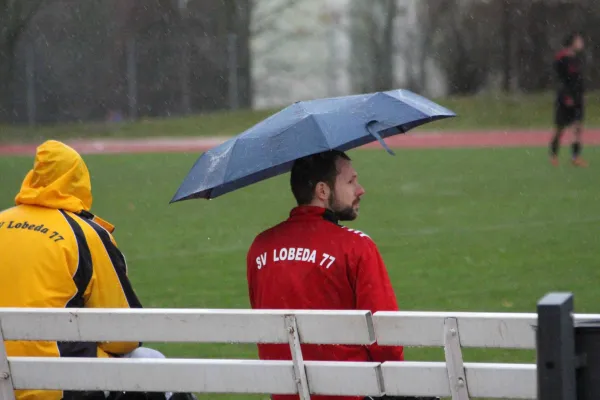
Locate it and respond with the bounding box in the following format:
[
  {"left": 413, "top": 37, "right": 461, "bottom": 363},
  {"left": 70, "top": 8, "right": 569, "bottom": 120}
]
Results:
[
  {"left": 3, "top": 91, "right": 600, "bottom": 144},
  {"left": 1, "top": 144, "right": 599, "bottom": 399}
]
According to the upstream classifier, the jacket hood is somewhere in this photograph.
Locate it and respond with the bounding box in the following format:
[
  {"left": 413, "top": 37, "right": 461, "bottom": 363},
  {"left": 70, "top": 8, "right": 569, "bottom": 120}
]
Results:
[{"left": 15, "top": 140, "right": 93, "bottom": 213}]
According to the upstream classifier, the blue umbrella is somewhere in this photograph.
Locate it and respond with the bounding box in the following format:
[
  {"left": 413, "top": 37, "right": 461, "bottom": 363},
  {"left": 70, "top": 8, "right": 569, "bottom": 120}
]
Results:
[{"left": 170, "top": 89, "right": 456, "bottom": 202}]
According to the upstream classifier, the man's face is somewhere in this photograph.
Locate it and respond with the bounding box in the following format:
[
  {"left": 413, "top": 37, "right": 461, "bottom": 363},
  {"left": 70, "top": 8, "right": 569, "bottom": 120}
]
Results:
[
  {"left": 327, "top": 157, "right": 365, "bottom": 221},
  {"left": 573, "top": 36, "right": 584, "bottom": 52}
]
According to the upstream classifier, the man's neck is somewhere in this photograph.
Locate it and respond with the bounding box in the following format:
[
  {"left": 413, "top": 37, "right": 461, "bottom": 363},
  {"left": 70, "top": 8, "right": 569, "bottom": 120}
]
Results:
[{"left": 307, "top": 199, "right": 327, "bottom": 209}]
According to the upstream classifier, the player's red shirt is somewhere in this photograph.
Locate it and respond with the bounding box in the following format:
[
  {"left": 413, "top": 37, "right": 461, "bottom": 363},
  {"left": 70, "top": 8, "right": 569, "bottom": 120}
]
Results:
[
  {"left": 246, "top": 205, "right": 404, "bottom": 400},
  {"left": 554, "top": 49, "right": 584, "bottom": 106}
]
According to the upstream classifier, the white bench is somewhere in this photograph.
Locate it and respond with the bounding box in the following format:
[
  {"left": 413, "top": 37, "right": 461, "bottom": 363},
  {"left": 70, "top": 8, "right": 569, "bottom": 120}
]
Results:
[{"left": 1, "top": 308, "right": 599, "bottom": 400}]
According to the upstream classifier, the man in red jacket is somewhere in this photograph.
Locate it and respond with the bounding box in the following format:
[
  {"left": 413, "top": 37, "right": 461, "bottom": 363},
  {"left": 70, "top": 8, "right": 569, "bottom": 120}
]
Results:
[{"left": 247, "top": 150, "right": 417, "bottom": 400}]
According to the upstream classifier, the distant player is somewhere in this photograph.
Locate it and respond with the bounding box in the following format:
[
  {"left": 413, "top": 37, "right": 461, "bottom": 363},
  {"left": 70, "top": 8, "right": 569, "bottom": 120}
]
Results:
[{"left": 549, "top": 32, "right": 587, "bottom": 167}]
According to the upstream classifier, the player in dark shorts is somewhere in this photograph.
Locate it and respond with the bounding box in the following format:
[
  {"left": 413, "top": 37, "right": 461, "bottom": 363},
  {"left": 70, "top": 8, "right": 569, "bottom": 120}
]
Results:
[{"left": 549, "top": 32, "right": 587, "bottom": 167}]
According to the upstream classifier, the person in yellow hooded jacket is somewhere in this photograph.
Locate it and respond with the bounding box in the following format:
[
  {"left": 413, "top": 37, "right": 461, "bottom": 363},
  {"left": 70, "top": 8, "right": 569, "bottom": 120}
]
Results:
[{"left": 0, "top": 140, "right": 196, "bottom": 400}]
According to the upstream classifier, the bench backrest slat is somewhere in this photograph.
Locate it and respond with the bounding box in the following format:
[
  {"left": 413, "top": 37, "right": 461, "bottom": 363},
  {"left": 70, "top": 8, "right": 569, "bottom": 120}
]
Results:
[
  {"left": 373, "top": 311, "right": 600, "bottom": 349},
  {"left": 374, "top": 311, "right": 537, "bottom": 349},
  {"left": 8, "top": 358, "right": 384, "bottom": 397},
  {"left": 10, "top": 358, "right": 298, "bottom": 395},
  {"left": 0, "top": 308, "right": 375, "bottom": 345},
  {"left": 381, "top": 361, "right": 536, "bottom": 399}
]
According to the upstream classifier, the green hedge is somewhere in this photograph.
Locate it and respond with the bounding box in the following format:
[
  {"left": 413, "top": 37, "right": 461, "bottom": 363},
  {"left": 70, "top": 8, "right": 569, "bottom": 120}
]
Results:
[{"left": 2, "top": 91, "right": 599, "bottom": 144}]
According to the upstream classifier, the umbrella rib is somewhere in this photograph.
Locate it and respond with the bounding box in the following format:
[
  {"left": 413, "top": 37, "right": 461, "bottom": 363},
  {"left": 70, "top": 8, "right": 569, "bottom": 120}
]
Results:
[
  {"left": 218, "top": 137, "right": 245, "bottom": 184},
  {"left": 220, "top": 118, "right": 303, "bottom": 185},
  {"left": 308, "top": 114, "right": 333, "bottom": 150}
]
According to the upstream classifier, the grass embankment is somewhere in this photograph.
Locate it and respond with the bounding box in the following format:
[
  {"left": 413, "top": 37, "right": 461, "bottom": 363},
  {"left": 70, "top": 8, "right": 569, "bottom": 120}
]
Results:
[{"left": 2, "top": 91, "right": 599, "bottom": 144}]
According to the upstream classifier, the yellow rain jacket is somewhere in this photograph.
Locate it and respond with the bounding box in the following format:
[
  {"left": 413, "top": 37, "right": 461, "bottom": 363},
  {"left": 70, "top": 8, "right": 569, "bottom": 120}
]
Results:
[{"left": 0, "top": 140, "right": 142, "bottom": 400}]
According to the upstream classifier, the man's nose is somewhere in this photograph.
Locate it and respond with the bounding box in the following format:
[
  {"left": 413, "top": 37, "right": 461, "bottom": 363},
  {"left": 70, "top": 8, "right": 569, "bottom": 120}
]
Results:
[{"left": 357, "top": 185, "right": 365, "bottom": 197}]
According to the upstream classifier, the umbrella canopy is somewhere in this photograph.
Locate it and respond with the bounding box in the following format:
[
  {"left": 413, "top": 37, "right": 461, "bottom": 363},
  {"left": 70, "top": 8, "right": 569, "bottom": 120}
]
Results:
[{"left": 171, "top": 89, "right": 456, "bottom": 203}]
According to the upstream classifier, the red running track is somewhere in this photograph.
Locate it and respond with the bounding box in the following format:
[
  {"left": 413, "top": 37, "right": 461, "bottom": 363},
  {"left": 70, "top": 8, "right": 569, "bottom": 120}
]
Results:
[{"left": 1, "top": 130, "right": 600, "bottom": 155}]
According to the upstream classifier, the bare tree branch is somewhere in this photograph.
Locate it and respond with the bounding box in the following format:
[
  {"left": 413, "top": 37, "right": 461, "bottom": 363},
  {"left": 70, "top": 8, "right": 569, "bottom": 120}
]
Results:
[
  {"left": 0, "top": 0, "right": 44, "bottom": 121},
  {"left": 348, "top": 0, "right": 398, "bottom": 92},
  {"left": 251, "top": 0, "right": 301, "bottom": 35},
  {"left": 0, "top": 0, "right": 44, "bottom": 47}
]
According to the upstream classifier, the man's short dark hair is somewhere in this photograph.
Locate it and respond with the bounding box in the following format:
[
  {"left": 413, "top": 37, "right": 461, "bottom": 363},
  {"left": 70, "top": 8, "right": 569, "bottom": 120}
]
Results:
[{"left": 290, "top": 150, "right": 351, "bottom": 205}]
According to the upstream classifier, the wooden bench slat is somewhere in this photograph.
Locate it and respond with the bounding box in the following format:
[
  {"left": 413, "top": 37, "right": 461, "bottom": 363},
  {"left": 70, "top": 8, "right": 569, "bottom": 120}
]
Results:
[
  {"left": 373, "top": 311, "right": 600, "bottom": 349},
  {"left": 305, "top": 361, "right": 384, "bottom": 397},
  {"left": 10, "top": 358, "right": 297, "bottom": 394},
  {"left": 465, "top": 362, "right": 537, "bottom": 399},
  {"left": 0, "top": 308, "right": 375, "bottom": 345},
  {"left": 381, "top": 361, "right": 536, "bottom": 399},
  {"left": 374, "top": 311, "right": 537, "bottom": 349},
  {"left": 9, "top": 358, "right": 383, "bottom": 396}
]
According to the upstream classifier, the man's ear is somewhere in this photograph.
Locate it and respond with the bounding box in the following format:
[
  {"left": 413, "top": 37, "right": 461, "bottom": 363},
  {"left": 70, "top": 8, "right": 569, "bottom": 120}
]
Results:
[{"left": 314, "top": 181, "right": 330, "bottom": 202}]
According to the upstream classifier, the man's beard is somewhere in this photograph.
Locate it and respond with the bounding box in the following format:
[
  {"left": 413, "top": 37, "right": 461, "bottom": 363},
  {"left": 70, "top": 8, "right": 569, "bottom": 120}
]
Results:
[{"left": 328, "top": 192, "right": 359, "bottom": 221}]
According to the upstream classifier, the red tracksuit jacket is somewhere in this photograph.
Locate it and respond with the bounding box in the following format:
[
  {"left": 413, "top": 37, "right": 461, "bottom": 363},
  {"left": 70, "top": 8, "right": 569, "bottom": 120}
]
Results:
[{"left": 246, "top": 205, "right": 404, "bottom": 400}]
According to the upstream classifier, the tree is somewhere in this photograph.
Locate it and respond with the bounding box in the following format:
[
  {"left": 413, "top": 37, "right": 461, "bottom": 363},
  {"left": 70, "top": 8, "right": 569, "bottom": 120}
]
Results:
[
  {"left": 0, "top": 0, "right": 43, "bottom": 122},
  {"left": 398, "top": 0, "right": 450, "bottom": 95},
  {"left": 348, "top": 0, "right": 398, "bottom": 93},
  {"left": 501, "top": 0, "right": 513, "bottom": 93},
  {"left": 430, "top": 0, "right": 501, "bottom": 95},
  {"left": 224, "top": 0, "right": 252, "bottom": 109},
  {"left": 69, "top": 0, "right": 253, "bottom": 119}
]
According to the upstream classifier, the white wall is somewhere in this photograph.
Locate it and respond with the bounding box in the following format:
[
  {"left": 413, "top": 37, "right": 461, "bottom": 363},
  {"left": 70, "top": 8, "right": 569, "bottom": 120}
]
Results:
[{"left": 250, "top": 0, "right": 447, "bottom": 110}]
